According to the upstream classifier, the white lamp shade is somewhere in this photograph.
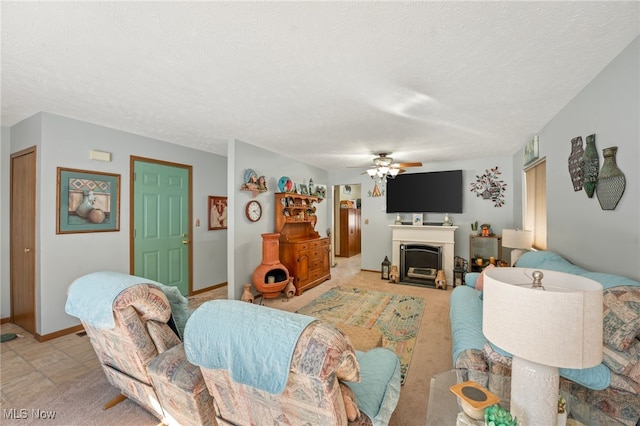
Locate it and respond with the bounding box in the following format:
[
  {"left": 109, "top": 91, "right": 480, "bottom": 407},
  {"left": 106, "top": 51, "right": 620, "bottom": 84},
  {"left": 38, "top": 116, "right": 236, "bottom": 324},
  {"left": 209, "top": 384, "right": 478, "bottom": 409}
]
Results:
[
  {"left": 482, "top": 268, "right": 603, "bottom": 369},
  {"left": 501, "top": 229, "right": 533, "bottom": 249}
]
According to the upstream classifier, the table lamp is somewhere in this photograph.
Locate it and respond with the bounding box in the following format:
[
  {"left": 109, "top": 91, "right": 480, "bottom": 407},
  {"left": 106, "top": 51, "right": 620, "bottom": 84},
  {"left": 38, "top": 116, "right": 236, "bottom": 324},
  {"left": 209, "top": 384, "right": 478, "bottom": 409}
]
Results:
[
  {"left": 501, "top": 229, "right": 533, "bottom": 266},
  {"left": 482, "top": 268, "right": 603, "bottom": 425}
]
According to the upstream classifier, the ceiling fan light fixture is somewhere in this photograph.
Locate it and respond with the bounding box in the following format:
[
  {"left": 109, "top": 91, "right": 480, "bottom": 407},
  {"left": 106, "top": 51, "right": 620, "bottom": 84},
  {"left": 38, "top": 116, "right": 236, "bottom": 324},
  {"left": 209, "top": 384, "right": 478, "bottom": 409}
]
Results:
[
  {"left": 373, "top": 156, "right": 393, "bottom": 168},
  {"left": 358, "top": 152, "right": 421, "bottom": 182}
]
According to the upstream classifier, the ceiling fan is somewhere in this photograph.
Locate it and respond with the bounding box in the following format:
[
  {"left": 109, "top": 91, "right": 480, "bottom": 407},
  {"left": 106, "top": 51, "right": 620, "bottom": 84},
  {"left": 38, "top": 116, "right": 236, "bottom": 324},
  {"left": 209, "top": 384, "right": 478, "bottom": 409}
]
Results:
[{"left": 357, "top": 152, "right": 423, "bottom": 181}]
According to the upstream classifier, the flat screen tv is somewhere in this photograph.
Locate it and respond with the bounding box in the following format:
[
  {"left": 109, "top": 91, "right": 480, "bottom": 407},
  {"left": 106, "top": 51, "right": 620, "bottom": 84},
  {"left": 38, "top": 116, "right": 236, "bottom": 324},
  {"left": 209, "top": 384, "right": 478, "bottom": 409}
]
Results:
[{"left": 386, "top": 169, "right": 463, "bottom": 213}]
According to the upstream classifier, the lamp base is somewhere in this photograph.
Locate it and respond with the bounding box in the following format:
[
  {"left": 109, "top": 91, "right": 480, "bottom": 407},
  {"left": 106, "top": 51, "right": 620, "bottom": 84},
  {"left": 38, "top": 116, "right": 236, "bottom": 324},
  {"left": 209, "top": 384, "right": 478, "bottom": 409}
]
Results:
[
  {"left": 510, "top": 249, "right": 527, "bottom": 266},
  {"left": 511, "top": 356, "right": 559, "bottom": 426}
]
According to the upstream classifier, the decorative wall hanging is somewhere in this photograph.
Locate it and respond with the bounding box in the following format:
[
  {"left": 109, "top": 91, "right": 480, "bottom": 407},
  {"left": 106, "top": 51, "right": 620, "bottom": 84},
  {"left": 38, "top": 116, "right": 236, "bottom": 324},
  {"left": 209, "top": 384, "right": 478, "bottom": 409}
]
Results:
[
  {"left": 470, "top": 166, "right": 507, "bottom": 207},
  {"left": 368, "top": 182, "right": 383, "bottom": 197},
  {"left": 581, "top": 134, "right": 599, "bottom": 198},
  {"left": 524, "top": 135, "right": 539, "bottom": 166},
  {"left": 596, "top": 146, "right": 626, "bottom": 210},
  {"left": 278, "top": 176, "right": 293, "bottom": 192},
  {"left": 568, "top": 136, "right": 584, "bottom": 191},
  {"left": 240, "top": 169, "right": 267, "bottom": 197},
  {"left": 208, "top": 196, "right": 227, "bottom": 230},
  {"left": 56, "top": 167, "right": 120, "bottom": 234}
]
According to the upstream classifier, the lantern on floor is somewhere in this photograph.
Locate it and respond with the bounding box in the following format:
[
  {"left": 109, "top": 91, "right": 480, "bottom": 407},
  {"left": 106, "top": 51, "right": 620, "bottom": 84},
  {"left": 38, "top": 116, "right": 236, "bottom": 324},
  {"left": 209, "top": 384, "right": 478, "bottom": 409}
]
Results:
[
  {"left": 453, "top": 256, "right": 468, "bottom": 287},
  {"left": 381, "top": 256, "right": 391, "bottom": 280},
  {"left": 453, "top": 267, "right": 464, "bottom": 287}
]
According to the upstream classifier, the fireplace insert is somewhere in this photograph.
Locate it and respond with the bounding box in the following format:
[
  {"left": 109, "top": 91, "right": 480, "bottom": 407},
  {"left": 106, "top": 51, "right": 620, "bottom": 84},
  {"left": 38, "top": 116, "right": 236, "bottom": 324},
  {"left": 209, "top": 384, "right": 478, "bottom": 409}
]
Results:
[{"left": 399, "top": 243, "right": 442, "bottom": 287}]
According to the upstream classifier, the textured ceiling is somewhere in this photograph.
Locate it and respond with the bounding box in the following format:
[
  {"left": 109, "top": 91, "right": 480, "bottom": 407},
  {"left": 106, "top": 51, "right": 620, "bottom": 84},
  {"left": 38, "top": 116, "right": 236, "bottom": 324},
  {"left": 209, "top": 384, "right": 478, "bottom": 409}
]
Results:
[{"left": 2, "top": 1, "right": 638, "bottom": 170}]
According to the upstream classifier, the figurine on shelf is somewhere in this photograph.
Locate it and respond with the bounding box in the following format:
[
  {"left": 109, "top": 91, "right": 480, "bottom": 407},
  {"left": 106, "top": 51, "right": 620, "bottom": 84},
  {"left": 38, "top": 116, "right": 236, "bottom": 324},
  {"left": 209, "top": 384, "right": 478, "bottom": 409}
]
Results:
[{"left": 481, "top": 224, "right": 491, "bottom": 236}]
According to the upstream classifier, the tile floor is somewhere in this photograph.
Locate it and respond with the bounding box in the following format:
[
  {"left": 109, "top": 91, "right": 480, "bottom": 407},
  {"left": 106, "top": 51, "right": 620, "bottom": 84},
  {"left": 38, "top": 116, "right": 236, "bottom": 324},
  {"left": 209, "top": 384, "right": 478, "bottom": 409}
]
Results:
[
  {"left": 0, "top": 286, "right": 227, "bottom": 408},
  {"left": 1, "top": 323, "right": 99, "bottom": 406}
]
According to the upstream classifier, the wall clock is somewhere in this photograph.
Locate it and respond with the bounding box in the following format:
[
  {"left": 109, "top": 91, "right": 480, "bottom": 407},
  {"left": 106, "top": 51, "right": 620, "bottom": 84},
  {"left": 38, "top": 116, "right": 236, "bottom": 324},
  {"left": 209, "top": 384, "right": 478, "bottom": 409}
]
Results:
[{"left": 245, "top": 200, "right": 262, "bottom": 222}]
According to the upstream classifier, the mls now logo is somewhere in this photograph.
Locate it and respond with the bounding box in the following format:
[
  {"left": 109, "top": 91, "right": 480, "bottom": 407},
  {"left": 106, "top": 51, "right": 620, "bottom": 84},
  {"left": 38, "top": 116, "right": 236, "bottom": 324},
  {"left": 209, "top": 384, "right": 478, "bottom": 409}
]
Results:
[
  {"left": 31, "top": 409, "right": 57, "bottom": 419},
  {"left": 3, "top": 409, "right": 28, "bottom": 419},
  {"left": 3, "top": 409, "right": 56, "bottom": 419}
]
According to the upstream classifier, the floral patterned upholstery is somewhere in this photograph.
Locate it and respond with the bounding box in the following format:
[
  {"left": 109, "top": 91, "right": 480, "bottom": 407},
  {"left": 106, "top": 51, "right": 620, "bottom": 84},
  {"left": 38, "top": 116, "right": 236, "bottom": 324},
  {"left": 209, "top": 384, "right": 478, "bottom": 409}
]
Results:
[
  {"left": 189, "top": 313, "right": 401, "bottom": 426},
  {"left": 77, "top": 283, "right": 215, "bottom": 425}
]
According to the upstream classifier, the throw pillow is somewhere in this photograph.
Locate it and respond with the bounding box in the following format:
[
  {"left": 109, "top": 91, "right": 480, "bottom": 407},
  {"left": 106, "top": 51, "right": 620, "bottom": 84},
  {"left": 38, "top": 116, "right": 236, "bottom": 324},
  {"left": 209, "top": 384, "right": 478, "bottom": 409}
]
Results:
[
  {"left": 603, "top": 337, "right": 640, "bottom": 386},
  {"left": 475, "top": 263, "right": 495, "bottom": 292},
  {"left": 603, "top": 286, "right": 640, "bottom": 351}
]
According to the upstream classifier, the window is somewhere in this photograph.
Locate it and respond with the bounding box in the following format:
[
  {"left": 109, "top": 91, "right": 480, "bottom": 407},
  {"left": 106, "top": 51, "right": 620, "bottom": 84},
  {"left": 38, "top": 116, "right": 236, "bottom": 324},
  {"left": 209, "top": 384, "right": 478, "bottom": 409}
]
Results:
[{"left": 524, "top": 159, "right": 547, "bottom": 250}]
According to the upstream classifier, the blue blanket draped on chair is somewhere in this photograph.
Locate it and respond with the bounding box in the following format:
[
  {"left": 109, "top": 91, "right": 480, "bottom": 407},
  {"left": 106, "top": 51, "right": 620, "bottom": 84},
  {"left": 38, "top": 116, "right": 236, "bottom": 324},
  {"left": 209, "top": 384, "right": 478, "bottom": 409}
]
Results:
[
  {"left": 65, "top": 271, "right": 190, "bottom": 337},
  {"left": 184, "top": 300, "right": 315, "bottom": 394}
]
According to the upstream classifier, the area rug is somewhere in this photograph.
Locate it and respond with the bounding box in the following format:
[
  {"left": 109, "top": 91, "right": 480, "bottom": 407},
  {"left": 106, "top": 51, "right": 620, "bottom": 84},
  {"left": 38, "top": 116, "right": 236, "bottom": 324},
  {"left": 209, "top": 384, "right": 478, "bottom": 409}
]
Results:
[{"left": 296, "top": 286, "right": 425, "bottom": 383}]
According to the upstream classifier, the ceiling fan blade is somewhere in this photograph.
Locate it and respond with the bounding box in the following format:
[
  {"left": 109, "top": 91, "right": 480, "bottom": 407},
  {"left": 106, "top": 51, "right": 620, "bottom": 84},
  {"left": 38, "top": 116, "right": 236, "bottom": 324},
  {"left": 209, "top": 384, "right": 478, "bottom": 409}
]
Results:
[{"left": 396, "top": 162, "right": 422, "bottom": 168}]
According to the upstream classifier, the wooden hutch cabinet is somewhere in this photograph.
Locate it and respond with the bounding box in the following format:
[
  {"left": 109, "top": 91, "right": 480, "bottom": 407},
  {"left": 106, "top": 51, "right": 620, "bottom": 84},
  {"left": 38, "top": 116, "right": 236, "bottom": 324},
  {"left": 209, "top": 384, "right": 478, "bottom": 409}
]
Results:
[{"left": 275, "top": 193, "right": 331, "bottom": 296}]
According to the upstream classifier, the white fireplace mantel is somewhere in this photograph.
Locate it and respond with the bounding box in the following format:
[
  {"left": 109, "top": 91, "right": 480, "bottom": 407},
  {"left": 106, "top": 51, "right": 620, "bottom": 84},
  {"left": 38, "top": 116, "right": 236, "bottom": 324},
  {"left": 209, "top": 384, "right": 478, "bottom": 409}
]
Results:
[{"left": 390, "top": 225, "right": 458, "bottom": 287}]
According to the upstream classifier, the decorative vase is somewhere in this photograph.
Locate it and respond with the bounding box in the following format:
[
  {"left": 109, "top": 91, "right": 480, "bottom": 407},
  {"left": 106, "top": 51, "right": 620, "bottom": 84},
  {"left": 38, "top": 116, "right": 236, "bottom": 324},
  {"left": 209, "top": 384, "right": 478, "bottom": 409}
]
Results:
[
  {"left": 557, "top": 411, "right": 567, "bottom": 426},
  {"left": 241, "top": 284, "right": 254, "bottom": 303},
  {"left": 284, "top": 277, "right": 296, "bottom": 298},
  {"left": 88, "top": 208, "right": 106, "bottom": 224},
  {"left": 596, "top": 146, "right": 626, "bottom": 210},
  {"left": 581, "top": 134, "right": 599, "bottom": 198},
  {"left": 568, "top": 136, "right": 584, "bottom": 191},
  {"left": 75, "top": 190, "right": 95, "bottom": 218}
]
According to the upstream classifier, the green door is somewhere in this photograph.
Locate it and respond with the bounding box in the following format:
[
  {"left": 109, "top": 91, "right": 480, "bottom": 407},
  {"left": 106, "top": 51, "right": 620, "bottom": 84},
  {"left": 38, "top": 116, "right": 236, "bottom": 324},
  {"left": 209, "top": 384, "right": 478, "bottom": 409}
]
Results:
[{"left": 133, "top": 160, "right": 191, "bottom": 295}]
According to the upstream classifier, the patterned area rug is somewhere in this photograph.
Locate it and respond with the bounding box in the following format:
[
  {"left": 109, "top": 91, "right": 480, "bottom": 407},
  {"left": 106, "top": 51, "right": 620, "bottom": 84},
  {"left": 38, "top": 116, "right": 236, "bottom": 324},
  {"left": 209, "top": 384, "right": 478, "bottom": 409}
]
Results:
[{"left": 296, "top": 286, "right": 425, "bottom": 383}]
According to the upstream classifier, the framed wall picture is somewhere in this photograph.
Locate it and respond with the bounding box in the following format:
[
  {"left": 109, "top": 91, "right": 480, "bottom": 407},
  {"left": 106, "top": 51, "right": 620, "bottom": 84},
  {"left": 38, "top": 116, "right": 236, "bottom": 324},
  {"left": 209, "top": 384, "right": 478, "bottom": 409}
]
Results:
[
  {"left": 412, "top": 213, "right": 423, "bottom": 225},
  {"left": 524, "top": 135, "right": 539, "bottom": 166},
  {"left": 208, "top": 196, "right": 228, "bottom": 230},
  {"left": 56, "top": 167, "right": 120, "bottom": 234}
]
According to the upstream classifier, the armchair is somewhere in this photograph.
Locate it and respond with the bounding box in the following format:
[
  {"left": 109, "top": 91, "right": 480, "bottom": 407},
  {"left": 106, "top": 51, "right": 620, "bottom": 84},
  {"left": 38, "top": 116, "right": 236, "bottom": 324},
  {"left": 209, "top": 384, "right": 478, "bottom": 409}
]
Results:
[
  {"left": 65, "top": 271, "right": 215, "bottom": 426},
  {"left": 184, "top": 300, "right": 402, "bottom": 426}
]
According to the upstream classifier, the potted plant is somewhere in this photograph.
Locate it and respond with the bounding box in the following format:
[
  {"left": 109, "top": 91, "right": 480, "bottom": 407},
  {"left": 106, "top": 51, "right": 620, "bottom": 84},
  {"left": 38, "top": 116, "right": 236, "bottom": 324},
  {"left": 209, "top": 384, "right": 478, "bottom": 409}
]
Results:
[{"left": 557, "top": 396, "right": 567, "bottom": 426}]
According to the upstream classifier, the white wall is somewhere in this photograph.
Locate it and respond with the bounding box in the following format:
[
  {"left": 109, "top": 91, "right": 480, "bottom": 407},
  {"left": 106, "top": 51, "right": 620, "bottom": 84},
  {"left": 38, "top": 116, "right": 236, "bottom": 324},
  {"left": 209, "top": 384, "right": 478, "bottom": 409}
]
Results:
[
  {"left": 1, "top": 127, "right": 11, "bottom": 316},
  {"left": 515, "top": 37, "right": 639, "bottom": 279},
  {"left": 328, "top": 157, "right": 515, "bottom": 271},
  {"left": 4, "top": 113, "right": 227, "bottom": 335},
  {"left": 228, "top": 139, "right": 329, "bottom": 300}
]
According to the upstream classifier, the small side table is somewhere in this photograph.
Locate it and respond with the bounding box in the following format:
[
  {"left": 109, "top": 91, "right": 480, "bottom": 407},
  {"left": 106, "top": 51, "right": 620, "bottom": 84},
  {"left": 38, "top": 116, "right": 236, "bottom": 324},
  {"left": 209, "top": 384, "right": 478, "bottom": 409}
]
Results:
[{"left": 425, "top": 370, "right": 460, "bottom": 425}]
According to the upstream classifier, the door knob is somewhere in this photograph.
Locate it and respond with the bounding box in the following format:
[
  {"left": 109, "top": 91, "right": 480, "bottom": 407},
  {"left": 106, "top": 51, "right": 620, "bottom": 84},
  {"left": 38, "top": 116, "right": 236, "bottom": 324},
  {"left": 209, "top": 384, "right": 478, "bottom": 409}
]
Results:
[
  {"left": 24, "top": 248, "right": 31, "bottom": 253},
  {"left": 182, "top": 239, "right": 191, "bottom": 245}
]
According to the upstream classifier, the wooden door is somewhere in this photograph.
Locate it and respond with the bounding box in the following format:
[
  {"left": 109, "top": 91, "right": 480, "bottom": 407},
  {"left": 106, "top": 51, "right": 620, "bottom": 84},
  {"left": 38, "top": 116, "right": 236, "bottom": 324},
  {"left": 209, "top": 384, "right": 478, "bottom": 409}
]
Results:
[
  {"left": 131, "top": 158, "right": 192, "bottom": 295},
  {"left": 10, "top": 147, "right": 37, "bottom": 334},
  {"left": 355, "top": 209, "right": 361, "bottom": 254}
]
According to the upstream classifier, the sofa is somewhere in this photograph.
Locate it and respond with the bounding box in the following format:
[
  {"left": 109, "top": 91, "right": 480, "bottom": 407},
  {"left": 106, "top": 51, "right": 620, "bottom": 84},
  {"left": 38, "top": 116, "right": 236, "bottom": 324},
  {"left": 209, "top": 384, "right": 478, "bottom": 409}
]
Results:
[
  {"left": 449, "top": 251, "right": 640, "bottom": 426},
  {"left": 184, "top": 299, "right": 402, "bottom": 426}
]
